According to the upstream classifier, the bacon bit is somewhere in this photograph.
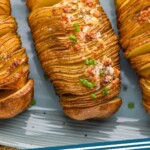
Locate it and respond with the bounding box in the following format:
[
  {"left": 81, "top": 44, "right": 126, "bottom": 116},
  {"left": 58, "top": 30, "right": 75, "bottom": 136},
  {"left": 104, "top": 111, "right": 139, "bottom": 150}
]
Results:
[
  {"left": 63, "top": 6, "right": 71, "bottom": 13},
  {"left": 137, "top": 8, "right": 150, "bottom": 24},
  {"left": 103, "top": 57, "right": 112, "bottom": 66},
  {"left": 112, "top": 78, "right": 119, "bottom": 87},
  {"left": 9, "top": 59, "right": 21, "bottom": 72},
  {"left": 80, "top": 24, "right": 86, "bottom": 31},
  {"left": 86, "top": 32, "right": 95, "bottom": 40},
  {"left": 104, "top": 75, "right": 112, "bottom": 83},
  {"left": 92, "top": 10, "right": 100, "bottom": 18},
  {"left": 100, "top": 77, "right": 106, "bottom": 84},
  {"left": 98, "top": 40, "right": 104, "bottom": 48},
  {"left": 82, "top": 0, "right": 94, "bottom": 7},
  {"left": 73, "top": 43, "right": 80, "bottom": 51},
  {"left": 51, "top": 9, "right": 60, "bottom": 15},
  {"left": 87, "top": 68, "right": 95, "bottom": 76},
  {"left": 93, "top": 51, "right": 98, "bottom": 57},
  {"left": 114, "top": 68, "right": 120, "bottom": 78},
  {"left": 65, "top": 29, "right": 70, "bottom": 34}
]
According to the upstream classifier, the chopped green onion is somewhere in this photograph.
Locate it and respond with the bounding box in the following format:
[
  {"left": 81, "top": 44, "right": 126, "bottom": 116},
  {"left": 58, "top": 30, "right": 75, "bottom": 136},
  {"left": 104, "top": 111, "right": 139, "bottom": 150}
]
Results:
[
  {"left": 80, "top": 79, "right": 94, "bottom": 88},
  {"left": 85, "top": 59, "right": 98, "bottom": 65},
  {"left": 85, "top": 59, "right": 97, "bottom": 65},
  {"left": 148, "top": 35, "right": 150, "bottom": 38},
  {"left": 86, "top": 82, "right": 94, "bottom": 88},
  {"left": 73, "top": 22, "right": 80, "bottom": 32},
  {"left": 100, "top": 70, "right": 105, "bottom": 77},
  {"left": 128, "top": 103, "right": 134, "bottom": 109},
  {"left": 80, "top": 79, "right": 84, "bottom": 83},
  {"left": 102, "top": 89, "right": 109, "bottom": 95},
  {"left": 93, "top": 60, "right": 97, "bottom": 65},
  {"left": 90, "top": 93, "right": 97, "bottom": 99},
  {"left": 69, "top": 34, "right": 77, "bottom": 43},
  {"left": 83, "top": 80, "right": 89, "bottom": 86},
  {"left": 89, "top": 60, "right": 93, "bottom": 65},
  {"left": 31, "top": 99, "right": 36, "bottom": 106},
  {"left": 85, "top": 59, "right": 89, "bottom": 65},
  {"left": 44, "top": 74, "right": 49, "bottom": 80}
]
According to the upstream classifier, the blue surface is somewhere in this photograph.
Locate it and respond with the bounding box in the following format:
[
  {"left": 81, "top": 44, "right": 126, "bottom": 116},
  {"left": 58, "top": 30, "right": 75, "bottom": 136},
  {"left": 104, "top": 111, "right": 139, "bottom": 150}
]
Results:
[{"left": 0, "top": 0, "right": 149, "bottom": 149}]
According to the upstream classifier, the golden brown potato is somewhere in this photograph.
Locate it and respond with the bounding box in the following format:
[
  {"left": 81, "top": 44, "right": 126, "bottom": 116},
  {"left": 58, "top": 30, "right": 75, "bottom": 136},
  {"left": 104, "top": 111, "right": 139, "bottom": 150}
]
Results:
[
  {"left": 27, "top": 0, "right": 122, "bottom": 120},
  {"left": 0, "top": 79, "right": 34, "bottom": 119},
  {"left": 64, "top": 97, "right": 122, "bottom": 121},
  {"left": 115, "top": 0, "right": 150, "bottom": 112},
  {"left": 0, "top": 0, "right": 34, "bottom": 119}
]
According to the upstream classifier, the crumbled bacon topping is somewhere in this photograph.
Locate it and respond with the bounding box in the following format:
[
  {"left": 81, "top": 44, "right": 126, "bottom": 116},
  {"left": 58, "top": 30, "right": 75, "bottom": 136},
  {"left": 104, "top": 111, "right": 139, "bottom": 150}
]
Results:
[
  {"left": 86, "top": 32, "right": 95, "bottom": 40},
  {"left": 63, "top": 6, "right": 72, "bottom": 13},
  {"left": 82, "top": 0, "right": 94, "bottom": 7},
  {"left": 73, "top": 43, "right": 80, "bottom": 51},
  {"left": 84, "top": 56, "right": 119, "bottom": 89},
  {"left": 103, "top": 56, "right": 112, "bottom": 66},
  {"left": 137, "top": 8, "right": 150, "bottom": 24},
  {"left": 98, "top": 39, "right": 104, "bottom": 48},
  {"left": 90, "top": 9, "right": 100, "bottom": 18}
]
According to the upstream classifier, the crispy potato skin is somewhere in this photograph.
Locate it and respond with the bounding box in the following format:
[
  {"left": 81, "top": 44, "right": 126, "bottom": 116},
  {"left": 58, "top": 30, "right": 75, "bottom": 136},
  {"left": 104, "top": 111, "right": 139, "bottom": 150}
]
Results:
[
  {"left": 0, "top": 80, "right": 34, "bottom": 119},
  {"left": 115, "top": 0, "right": 150, "bottom": 112},
  {"left": 64, "top": 98, "right": 122, "bottom": 121},
  {"left": 27, "top": 0, "right": 121, "bottom": 120},
  {"left": 0, "top": 0, "right": 34, "bottom": 119}
]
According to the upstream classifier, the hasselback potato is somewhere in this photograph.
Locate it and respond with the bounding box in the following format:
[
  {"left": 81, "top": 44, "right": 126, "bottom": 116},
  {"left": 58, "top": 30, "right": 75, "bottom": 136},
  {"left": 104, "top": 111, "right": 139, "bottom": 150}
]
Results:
[
  {"left": 115, "top": 0, "right": 150, "bottom": 112},
  {"left": 0, "top": 0, "right": 34, "bottom": 118},
  {"left": 27, "top": 0, "right": 122, "bottom": 120}
]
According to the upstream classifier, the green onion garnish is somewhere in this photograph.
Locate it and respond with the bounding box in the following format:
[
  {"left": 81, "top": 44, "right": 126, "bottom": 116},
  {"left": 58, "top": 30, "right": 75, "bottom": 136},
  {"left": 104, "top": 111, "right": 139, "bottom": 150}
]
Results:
[
  {"left": 44, "top": 74, "right": 49, "bottom": 80},
  {"left": 73, "top": 22, "right": 80, "bottom": 32},
  {"left": 83, "top": 80, "right": 89, "bottom": 86},
  {"left": 128, "top": 103, "right": 134, "bottom": 109},
  {"left": 31, "top": 99, "right": 36, "bottom": 106},
  {"left": 80, "top": 79, "right": 94, "bottom": 88},
  {"left": 90, "top": 93, "right": 97, "bottom": 99},
  {"left": 100, "top": 70, "right": 105, "bottom": 77},
  {"left": 102, "top": 89, "right": 109, "bottom": 95},
  {"left": 85, "top": 59, "right": 89, "bottom": 65},
  {"left": 85, "top": 59, "right": 97, "bottom": 65},
  {"left": 89, "top": 60, "right": 93, "bottom": 65},
  {"left": 86, "top": 82, "right": 94, "bottom": 88},
  {"left": 148, "top": 35, "right": 150, "bottom": 38},
  {"left": 80, "top": 79, "right": 84, "bottom": 83},
  {"left": 93, "top": 60, "right": 97, "bottom": 65},
  {"left": 69, "top": 34, "right": 77, "bottom": 43}
]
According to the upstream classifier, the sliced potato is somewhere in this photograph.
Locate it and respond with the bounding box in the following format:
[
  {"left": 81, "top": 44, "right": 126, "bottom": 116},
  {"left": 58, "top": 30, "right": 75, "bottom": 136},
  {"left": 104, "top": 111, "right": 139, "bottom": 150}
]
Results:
[
  {"left": 0, "top": 0, "right": 34, "bottom": 119},
  {"left": 27, "top": 0, "right": 121, "bottom": 120},
  {"left": 0, "top": 79, "right": 34, "bottom": 119},
  {"left": 64, "top": 97, "right": 122, "bottom": 121},
  {"left": 116, "top": 0, "right": 150, "bottom": 113}
]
